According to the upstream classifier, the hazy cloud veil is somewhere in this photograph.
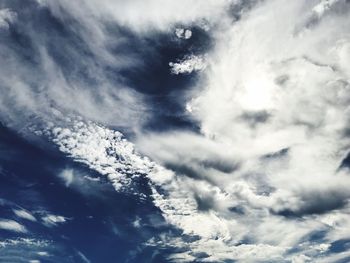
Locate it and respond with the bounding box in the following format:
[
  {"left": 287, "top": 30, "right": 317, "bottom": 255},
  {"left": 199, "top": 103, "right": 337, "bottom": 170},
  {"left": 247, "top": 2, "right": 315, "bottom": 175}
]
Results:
[{"left": 1, "top": 0, "right": 350, "bottom": 262}]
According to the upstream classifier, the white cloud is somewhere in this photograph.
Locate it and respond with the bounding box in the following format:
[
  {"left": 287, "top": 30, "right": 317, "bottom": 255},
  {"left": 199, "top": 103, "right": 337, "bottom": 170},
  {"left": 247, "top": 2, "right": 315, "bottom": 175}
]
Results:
[
  {"left": 49, "top": 119, "right": 173, "bottom": 191},
  {"left": 77, "top": 251, "right": 91, "bottom": 263},
  {"left": 3, "top": 0, "right": 350, "bottom": 261},
  {"left": 41, "top": 214, "right": 67, "bottom": 227},
  {"left": 42, "top": 0, "right": 350, "bottom": 252},
  {"left": 175, "top": 28, "right": 192, "bottom": 39},
  {"left": 46, "top": 120, "right": 325, "bottom": 261},
  {"left": 0, "top": 238, "right": 53, "bottom": 263},
  {"left": 184, "top": 0, "right": 350, "bottom": 219},
  {"left": 58, "top": 169, "right": 74, "bottom": 187},
  {"left": 0, "top": 219, "right": 28, "bottom": 233},
  {"left": 41, "top": 0, "right": 230, "bottom": 33},
  {"left": 13, "top": 209, "right": 37, "bottom": 222},
  {"left": 0, "top": 4, "right": 149, "bottom": 133},
  {"left": 162, "top": 0, "right": 350, "bottom": 259},
  {"left": 318, "top": 250, "right": 350, "bottom": 263},
  {"left": 132, "top": 217, "right": 141, "bottom": 228},
  {"left": 169, "top": 55, "right": 207, "bottom": 74},
  {"left": 26, "top": 0, "right": 350, "bottom": 260},
  {"left": 57, "top": 167, "right": 106, "bottom": 197},
  {"left": 83, "top": 176, "right": 100, "bottom": 182},
  {"left": 0, "top": 238, "right": 49, "bottom": 248}
]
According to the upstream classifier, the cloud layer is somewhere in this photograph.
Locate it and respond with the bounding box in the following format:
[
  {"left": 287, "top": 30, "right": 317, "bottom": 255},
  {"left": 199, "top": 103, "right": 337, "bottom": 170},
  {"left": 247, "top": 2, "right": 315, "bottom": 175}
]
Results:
[{"left": 2, "top": 0, "right": 350, "bottom": 262}]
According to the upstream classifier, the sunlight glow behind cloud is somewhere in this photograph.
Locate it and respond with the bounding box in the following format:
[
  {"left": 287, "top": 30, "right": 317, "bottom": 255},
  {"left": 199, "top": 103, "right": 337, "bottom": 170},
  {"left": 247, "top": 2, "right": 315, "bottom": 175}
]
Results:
[{"left": 1, "top": 0, "right": 350, "bottom": 262}]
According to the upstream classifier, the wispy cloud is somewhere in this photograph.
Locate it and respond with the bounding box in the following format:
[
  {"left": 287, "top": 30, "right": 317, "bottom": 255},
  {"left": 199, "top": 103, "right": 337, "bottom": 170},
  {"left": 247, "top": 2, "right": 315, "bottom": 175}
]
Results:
[
  {"left": 41, "top": 214, "right": 68, "bottom": 227},
  {"left": 12, "top": 209, "right": 37, "bottom": 222},
  {"left": 57, "top": 169, "right": 74, "bottom": 187},
  {"left": 0, "top": 219, "right": 28, "bottom": 233}
]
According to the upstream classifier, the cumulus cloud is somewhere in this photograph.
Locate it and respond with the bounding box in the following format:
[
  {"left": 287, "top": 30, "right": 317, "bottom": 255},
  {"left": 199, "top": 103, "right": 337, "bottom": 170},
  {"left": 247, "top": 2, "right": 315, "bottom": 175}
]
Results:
[
  {"left": 175, "top": 28, "right": 192, "bottom": 39},
  {"left": 169, "top": 55, "right": 207, "bottom": 75},
  {"left": 0, "top": 0, "right": 225, "bottom": 133},
  {"left": 49, "top": 120, "right": 162, "bottom": 191}
]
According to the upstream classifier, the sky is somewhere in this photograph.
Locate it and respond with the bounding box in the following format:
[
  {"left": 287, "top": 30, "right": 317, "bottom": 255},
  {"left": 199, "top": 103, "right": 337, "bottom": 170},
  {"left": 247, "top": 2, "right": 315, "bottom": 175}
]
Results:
[{"left": 1, "top": 0, "right": 350, "bottom": 262}]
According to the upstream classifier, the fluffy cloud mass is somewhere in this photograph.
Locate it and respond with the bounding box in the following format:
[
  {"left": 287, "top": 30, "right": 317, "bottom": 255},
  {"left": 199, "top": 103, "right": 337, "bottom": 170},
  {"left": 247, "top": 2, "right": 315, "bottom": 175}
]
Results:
[{"left": 2, "top": 0, "right": 350, "bottom": 262}]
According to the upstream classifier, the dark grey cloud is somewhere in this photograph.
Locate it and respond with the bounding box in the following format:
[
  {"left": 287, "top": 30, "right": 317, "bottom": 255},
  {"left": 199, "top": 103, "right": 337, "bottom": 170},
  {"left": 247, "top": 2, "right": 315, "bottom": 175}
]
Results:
[{"left": 240, "top": 110, "right": 271, "bottom": 127}]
